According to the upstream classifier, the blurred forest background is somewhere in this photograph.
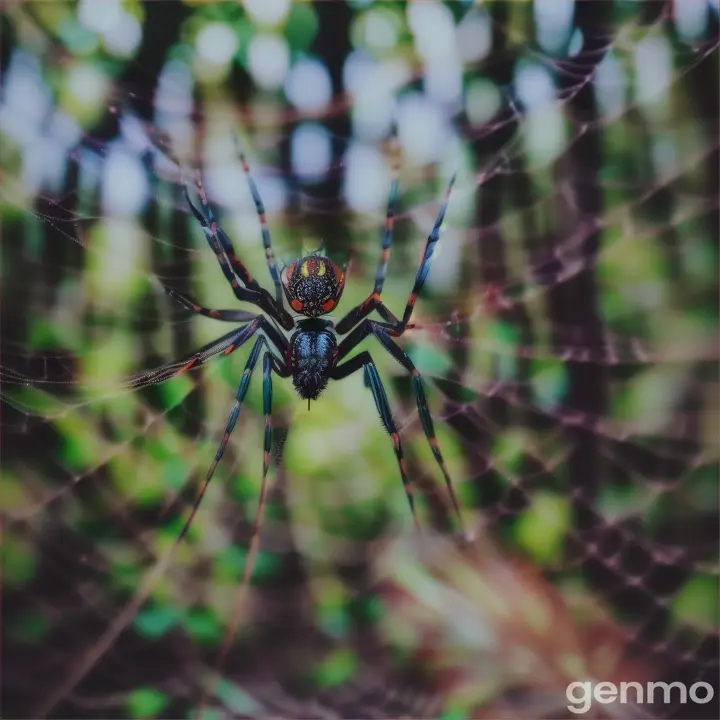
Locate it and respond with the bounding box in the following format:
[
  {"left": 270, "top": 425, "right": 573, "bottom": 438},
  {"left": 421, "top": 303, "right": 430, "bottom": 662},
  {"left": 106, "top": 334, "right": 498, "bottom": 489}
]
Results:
[{"left": 1, "top": 1, "right": 718, "bottom": 719}]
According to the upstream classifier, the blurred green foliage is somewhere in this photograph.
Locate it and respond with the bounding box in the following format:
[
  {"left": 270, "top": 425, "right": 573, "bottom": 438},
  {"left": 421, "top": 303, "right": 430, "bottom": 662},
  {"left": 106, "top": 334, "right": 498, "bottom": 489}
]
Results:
[{"left": 1, "top": 1, "right": 718, "bottom": 718}]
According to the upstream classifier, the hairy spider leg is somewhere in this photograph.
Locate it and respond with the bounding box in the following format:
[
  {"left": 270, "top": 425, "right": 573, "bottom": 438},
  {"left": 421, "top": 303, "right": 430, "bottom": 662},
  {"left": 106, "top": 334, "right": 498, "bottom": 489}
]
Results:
[
  {"left": 336, "top": 319, "right": 466, "bottom": 538},
  {"left": 335, "top": 173, "right": 456, "bottom": 337},
  {"left": 332, "top": 351, "right": 420, "bottom": 533},
  {"left": 183, "top": 178, "right": 294, "bottom": 330},
  {"left": 195, "top": 348, "right": 288, "bottom": 719},
  {"left": 234, "top": 139, "right": 285, "bottom": 308}
]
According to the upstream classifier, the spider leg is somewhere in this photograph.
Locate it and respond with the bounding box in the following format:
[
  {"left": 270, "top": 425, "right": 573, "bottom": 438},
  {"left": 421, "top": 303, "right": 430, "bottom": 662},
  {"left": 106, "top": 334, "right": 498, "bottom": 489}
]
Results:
[
  {"left": 335, "top": 174, "right": 456, "bottom": 337},
  {"left": 184, "top": 176, "right": 294, "bottom": 330},
  {"left": 26, "top": 323, "right": 281, "bottom": 720},
  {"left": 332, "top": 351, "right": 420, "bottom": 533},
  {"left": 164, "top": 291, "right": 291, "bottom": 360},
  {"left": 126, "top": 319, "right": 262, "bottom": 390},
  {"left": 234, "top": 139, "right": 284, "bottom": 308},
  {"left": 336, "top": 320, "right": 466, "bottom": 537},
  {"left": 335, "top": 159, "right": 402, "bottom": 333},
  {"left": 176, "top": 333, "right": 281, "bottom": 542},
  {"left": 195, "top": 348, "right": 288, "bottom": 718},
  {"left": 166, "top": 288, "right": 259, "bottom": 323}
]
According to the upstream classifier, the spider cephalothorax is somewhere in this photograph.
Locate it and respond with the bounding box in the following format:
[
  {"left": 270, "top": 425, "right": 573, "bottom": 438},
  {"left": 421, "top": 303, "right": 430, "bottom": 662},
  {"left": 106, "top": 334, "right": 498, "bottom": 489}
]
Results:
[{"left": 281, "top": 256, "right": 345, "bottom": 317}]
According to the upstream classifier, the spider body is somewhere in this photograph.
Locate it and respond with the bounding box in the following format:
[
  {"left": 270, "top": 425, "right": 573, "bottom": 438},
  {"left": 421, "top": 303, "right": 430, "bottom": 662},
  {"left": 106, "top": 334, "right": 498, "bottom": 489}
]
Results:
[
  {"left": 143, "top": 144, "right": 468, "bottom": 718},
  {"left": 282, "top": 255, "right": 345, "bottom": 317},
  {"left": 157, "top": 144, "right": 465, "bottom": 556},
  {"left": 288, "top": 319, "right": 337, "bottom": 400}
]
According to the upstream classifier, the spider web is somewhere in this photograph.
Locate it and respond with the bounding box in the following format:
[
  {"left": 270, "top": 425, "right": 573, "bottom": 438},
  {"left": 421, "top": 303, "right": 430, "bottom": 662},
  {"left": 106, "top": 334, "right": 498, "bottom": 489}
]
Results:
[{"left": 2, "top": 2, "right": 718, "bottom": 719}]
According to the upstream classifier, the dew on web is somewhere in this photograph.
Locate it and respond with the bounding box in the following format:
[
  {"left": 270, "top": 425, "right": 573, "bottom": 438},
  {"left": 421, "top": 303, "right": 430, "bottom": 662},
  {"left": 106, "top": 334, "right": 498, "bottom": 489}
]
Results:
[{"left": 2, "top": 2, "right": 718, "bottom": 720}]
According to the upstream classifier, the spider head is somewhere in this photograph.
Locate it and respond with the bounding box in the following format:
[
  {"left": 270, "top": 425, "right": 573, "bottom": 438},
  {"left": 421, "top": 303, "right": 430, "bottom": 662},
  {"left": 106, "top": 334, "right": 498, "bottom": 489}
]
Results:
[{"left": 281, "top": 255, "right": 345, "bottom": 317}]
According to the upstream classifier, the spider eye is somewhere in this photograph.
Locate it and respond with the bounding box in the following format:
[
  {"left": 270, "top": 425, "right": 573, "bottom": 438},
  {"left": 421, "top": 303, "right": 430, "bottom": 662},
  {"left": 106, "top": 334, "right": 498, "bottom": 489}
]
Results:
[{"left": 300, "top": 258, "right": 327, "bottom": 277}]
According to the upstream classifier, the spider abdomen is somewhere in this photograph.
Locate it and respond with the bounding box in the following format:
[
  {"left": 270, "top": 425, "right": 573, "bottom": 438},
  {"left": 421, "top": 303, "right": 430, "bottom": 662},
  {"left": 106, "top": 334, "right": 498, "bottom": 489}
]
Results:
[{"left": 289, "top": 325, "right": 337, "bottom": 400}]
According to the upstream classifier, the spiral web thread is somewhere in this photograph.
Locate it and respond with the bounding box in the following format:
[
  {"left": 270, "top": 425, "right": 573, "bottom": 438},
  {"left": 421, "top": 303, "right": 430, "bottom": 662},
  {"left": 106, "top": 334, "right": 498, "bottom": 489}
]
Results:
[{"left": 2, "top": 3, "right": 719, "bottom": 719}]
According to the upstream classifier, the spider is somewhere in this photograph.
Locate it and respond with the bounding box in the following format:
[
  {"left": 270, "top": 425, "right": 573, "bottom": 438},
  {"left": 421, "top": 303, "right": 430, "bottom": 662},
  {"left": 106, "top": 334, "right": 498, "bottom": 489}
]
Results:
[{"left": 135, "top": 143, "right": 465, "bottom": 550}]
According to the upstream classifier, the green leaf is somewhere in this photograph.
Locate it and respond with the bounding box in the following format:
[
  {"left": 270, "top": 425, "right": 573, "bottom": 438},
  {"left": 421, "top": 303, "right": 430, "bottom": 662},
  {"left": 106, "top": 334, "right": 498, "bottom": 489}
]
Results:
[
  {"left": 2, "top": 534, "right": 36, "bottom": 587},
  {"left": 158, "top": 373, "right": 194, "bottom": 411},
  {"left": 671, "top": 575, "right": 719, "bottom": 632},
  {"left": 28, "top": 318, "right": 61, "bottom": 350},
  {"left": 0, "top": 472, "right": 33, "bottom": 514},
  {"left": 431, "top": 374, "right": 481, "bottom": 402},
  {"left": 232, "top": 18, "right": 255, "bottom": 66},
  {"left": 439, "top": 709, "right": 470, "bottom": 720},
  {"left": 9, "top": 608, "right": 50, "bottom": 643},
  {"left": 163, "top": 456, "right": 188, "bottom": 491},
  {"left": 193, "top": 711, "right": 222, "bottom": 720},
  {"left": 284, "top": 3, "right": 319, "bottom": 51},
  {"left": 213, "top": 679, "right": 261, "bottom": 715},
  {"left": 318, "top": 606, "right": 350, "bottom": 640},
  {"left": 531, "top": 358, "right": 568, "bottom": 410},
  {"left": 133, "top": 604, "right": 182, "bottom": 639},
  {"left": 493, "top": 430, "right": 527, "bottom": 476},
  {"left": 313, "top": 648, "right": 357, "bottom": 688},
  {"left": 515, "top": 491, "right": 571, "bottom": 566},
  {"left": 126, "top": 687, "right": 169, "bottom": 719},
  {"left": 488, "top": 319, "right": 520, "bottom": 380},
  {"left": 183, "top": 607, "right": 223, "bottom": 644},
  {"left": 408, "top": 343, "right": 452, "bottom": 377}
]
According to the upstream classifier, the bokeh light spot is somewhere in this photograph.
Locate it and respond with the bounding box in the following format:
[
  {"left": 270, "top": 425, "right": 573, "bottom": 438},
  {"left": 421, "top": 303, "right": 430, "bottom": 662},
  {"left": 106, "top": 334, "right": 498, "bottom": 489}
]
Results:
[
  {"left": 244, "top": 0, "right": 291, "bottom": 28},
  {"left": 285, "top": 57, "right": 332, "bottom": 111},
  {"left": 292, "top": 123, "right": 332, "bottom": 181},
  {"left": 248, "top": 33, "right": 290, "bottom": 90},
  {"left": 196, "top": 22, "right": 239, "bottom": 67}
]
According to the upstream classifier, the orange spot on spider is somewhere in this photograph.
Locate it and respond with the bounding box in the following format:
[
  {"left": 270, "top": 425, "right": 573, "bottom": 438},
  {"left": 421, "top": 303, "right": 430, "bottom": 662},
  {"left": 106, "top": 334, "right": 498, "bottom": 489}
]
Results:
[
  {"left": 291, "top": 299, "right": 304, "bottom": 312},
  {"left": 408, "top": 292, "right": 418, "bottom": 306},
  {"left": 428, "top": 437, "right": 439, "bottom": 448},
  {"left": 333, "top": 263, "right": 345, "bottom": 285},
  {"left": 390, "top": 432, "right": 400, "bottom": 448},
  {"left": 363, "top": 292, "right": 380, "bottom": 309},
  {"left": 321, "top": 299, "right": 335, "bottom": 312},
  {"left": 224, "top": 345, "right": 235, "bottom": 355}
]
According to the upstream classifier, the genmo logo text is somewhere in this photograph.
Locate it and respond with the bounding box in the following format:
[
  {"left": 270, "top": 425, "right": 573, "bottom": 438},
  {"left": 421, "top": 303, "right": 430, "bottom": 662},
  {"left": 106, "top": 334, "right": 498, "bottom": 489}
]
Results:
[{"left": 566, "top": 680, "right": 714, "bottom": 714}]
